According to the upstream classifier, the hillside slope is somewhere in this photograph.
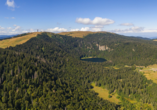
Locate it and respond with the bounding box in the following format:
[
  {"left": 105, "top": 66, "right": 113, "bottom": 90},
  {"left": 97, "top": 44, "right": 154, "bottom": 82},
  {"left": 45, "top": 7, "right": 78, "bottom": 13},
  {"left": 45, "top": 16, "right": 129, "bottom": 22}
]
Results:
[{"left": 0, "top": 32, "right": 42, "bottom": 48}]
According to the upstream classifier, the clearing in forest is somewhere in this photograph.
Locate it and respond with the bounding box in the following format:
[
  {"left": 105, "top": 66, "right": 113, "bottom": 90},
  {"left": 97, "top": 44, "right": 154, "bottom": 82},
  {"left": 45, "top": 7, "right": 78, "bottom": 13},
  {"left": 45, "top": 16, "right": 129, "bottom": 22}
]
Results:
[
  {"left": 0, "top": 32, "right": 42, "bottom": 49},
  {"left": 139, "top": 64, "right": 157, "bottom": 84},
  {"left": 91, "top": 82, "right": 121, "bottom": 104}
]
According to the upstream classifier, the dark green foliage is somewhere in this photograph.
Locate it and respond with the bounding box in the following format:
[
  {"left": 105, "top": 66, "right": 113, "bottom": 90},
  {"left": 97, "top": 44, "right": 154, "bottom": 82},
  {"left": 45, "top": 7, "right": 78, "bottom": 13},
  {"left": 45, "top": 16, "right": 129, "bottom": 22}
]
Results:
[{"left": 1, "top": 32, "right": 157, "bottom": 109}]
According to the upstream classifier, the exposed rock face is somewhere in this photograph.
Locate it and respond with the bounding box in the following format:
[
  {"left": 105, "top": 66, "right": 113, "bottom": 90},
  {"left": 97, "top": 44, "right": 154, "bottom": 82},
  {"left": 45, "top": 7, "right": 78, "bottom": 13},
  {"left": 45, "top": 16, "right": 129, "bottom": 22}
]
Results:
[
  {"left": 99, "top": 45, "right": 106, "bottom": 51},
  {"left": 96, "top": 44, "right": 112, "bottom": 51},
  {"left": 132, "top": 48, "right": 135, "bottom": 52}
]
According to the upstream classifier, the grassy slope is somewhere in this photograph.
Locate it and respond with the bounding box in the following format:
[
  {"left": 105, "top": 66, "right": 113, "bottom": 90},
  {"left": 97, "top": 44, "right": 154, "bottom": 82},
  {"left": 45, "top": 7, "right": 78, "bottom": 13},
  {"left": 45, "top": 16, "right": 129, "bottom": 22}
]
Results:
[
  {"left": 139, "top": 64, "right": 157, "bottom": 83},
  {"left": 0, "top": 32, "right": 42, "bottom": 48},
  {"left": 91, "top": 82, "right": 121, "bottom": 104},
  {"left": 58, "top": 31, "right": 111, "bottom": 38}
]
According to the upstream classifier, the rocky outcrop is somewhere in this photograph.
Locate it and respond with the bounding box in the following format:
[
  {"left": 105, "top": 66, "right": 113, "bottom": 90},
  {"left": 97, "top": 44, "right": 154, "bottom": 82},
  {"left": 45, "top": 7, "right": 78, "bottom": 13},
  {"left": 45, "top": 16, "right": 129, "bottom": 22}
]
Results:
[
  {"left": 96, "top": 44, "right": 112, "bottom": 51},
  {"left": 132, "top": 48, "right": 135, "bottom": 52}
]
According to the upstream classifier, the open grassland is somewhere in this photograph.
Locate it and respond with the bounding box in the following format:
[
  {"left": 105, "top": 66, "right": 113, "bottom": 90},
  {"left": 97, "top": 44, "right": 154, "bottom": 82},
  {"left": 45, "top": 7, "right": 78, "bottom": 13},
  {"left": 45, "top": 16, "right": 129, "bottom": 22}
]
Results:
[
  {"left": 139, "top": 64, "right": 157, "bottom": 83},
  {"left": 91, "top": 82, "right": 121, "bottom": 104},
  {"left": 58, "top": 31, "right": 109, "bottom": 38},
  {"left": 0, "top": 32, "right": 42, "bottom": 49}
]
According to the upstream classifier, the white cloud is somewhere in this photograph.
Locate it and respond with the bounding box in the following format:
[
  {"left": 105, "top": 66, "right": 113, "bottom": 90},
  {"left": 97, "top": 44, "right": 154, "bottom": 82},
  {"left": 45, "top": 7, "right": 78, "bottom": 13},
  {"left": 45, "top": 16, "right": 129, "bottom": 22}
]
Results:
[
  {"left": 7, "top": 27, "right": 12, "bottom": 30},
  {"left": 142, "top": 29, "right": 157, "bottom": 33},
  {"left": 0, "top": 31, "right": 7, "bottom": 34},
  {"left": 5, "top": 17, "right": 15, "bottom": 19},
  {"left": 0, "top": 26, "right": 5, "bottom": 30},
  {"left": 76, "top": 17, "right": 114, "bottom": 25},
  {"left": 80, "top": 27, "right": 90, "bottom": 31},
  {"left": 6, "top": 0, "right": 15, "bottom": 8},
  {"left": 120, "top": 23, "right": 134, "bottom": 26},
  {"left": 22, "top": 30, "right": 28, "bottom": 33},
  {"left": 76, "top": 18, "right": 91, "bottom": 25},
  {"left": 46, "top": 27, "right": 67, "bottom": 32},
  {"left": 91, "top": 27, "right": 102, "bottom": 32},
  {"left": 27, "top": 29, "right": 35, "bottom": 32},
  {"left": 90, "top": 25, "right": 103, "bottom": 32},
  {"left": 70, "top": 26, "right": 101, "bottom": 32},
  {"left": 131, "top": 27, "right": 144, "bottom": 32},
  {"left": 110, "top": 27, "right": 144, "bottom": 33},
  {"left": 70, "top": 29, "right": 80, "bottom": 31},
  {"left": 40, "top": 29, "right": 44, "bottom": 32},
  {"left": 12, "top": 25, "right": 21, "bottom": 31}
]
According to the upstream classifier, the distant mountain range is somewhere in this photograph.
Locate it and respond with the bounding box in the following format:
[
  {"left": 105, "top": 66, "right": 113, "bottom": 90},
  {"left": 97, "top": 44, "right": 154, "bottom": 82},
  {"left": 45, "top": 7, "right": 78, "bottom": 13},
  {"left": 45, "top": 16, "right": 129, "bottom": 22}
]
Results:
[{"left": 0, "top": 35, "right": 17, "bottom": 39}]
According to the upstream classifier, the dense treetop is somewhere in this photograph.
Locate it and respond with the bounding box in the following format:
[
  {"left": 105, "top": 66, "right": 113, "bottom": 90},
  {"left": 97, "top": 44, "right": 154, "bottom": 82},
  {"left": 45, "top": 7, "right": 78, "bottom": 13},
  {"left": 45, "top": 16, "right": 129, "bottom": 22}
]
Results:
[{"left": 0, "top": 32, "right": 157, "bottom": 109}]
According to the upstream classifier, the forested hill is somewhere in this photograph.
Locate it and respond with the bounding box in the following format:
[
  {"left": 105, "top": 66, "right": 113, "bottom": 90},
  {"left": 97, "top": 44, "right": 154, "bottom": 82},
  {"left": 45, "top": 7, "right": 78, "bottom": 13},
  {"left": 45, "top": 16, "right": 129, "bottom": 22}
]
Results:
[
  {"left": 7, "top": 32, "right": 157, "bottom": 66},
  {"left": 1, "top": 32, "right": 157, "bottom": 109}
]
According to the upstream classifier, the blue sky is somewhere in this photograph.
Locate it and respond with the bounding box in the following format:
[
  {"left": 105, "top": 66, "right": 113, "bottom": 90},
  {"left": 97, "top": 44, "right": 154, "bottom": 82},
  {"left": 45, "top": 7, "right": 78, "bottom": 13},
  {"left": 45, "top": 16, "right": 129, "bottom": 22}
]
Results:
[{"left": 0, "top": 0, "right": 157, "bottom": 38}]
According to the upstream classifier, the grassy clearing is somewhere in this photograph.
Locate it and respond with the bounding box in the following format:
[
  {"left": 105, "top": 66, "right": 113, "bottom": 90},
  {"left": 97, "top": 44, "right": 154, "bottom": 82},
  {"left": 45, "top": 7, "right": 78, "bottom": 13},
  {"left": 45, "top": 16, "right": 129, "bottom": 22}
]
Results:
[
  {"left": 0, "top": 32, "right": 42, "bottom": 49},
  {"left": 58, "top": 31, "right": 109, "bottom": 38},
  {"left": 91, "top": 82, "right": 121, "bottom": 104},
  {"left": 139, "top": 64, "right": 157, "bottom": 84}
]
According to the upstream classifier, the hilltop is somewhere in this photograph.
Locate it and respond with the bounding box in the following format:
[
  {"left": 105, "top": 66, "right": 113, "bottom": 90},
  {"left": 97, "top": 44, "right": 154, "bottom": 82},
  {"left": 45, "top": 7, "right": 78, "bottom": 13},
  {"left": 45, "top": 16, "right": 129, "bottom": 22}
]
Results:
[
  {"left": 58, "top": 31, "right": 112, "bottom": 38},
  {"left": 0, "top": 31, "right": 112, "bottom": 48}
]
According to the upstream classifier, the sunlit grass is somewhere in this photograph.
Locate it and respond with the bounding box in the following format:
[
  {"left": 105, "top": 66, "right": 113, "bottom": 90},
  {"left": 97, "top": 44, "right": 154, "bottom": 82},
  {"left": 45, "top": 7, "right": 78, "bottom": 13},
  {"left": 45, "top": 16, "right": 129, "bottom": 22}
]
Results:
[
  {"left": 58, "top": 31, "right": 109, "bottom": 38},
  {"left": 0, "top": 32, "right": 42, "bottom": 49},
  {"left": 91, "top": 82, "right": 121, "bottom": 104},
  {"left": 139, "top": 64, "right": 157, "bottom": 84}
]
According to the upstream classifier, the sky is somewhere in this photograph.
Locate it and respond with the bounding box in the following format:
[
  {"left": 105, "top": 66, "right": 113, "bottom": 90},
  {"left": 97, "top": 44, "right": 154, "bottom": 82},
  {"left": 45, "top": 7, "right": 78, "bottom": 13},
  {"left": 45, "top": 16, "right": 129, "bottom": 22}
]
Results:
[{"left": 0, "top": 0, "right": 157, "bottom": 38}]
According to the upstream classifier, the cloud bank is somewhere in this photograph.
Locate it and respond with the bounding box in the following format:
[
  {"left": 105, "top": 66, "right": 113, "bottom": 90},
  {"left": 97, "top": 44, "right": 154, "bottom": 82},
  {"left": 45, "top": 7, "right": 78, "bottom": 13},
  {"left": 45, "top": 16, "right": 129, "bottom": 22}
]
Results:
[
  {"left": 70, "top": 26, "right": 101, "bottom": 32},
  {"left": 0, "top": 26, "right": 5, "bottom": 30},
  {"left": 110, "top": 27, "right": 144, "bottom": 33},
  {"left": 12, "top": 25, "right": 21, "bottom": 32},
  {"left": 120, "top": 23, "right": 134, "bottom": 26},
  {"left": 110, "top": 27, "right": 157, "bottom": 33},
  {"left": 46, "top": 27, "right": 67, "bottom": 32},
  {"left": 76, "top": 17, "right": 114, "bottom": 25}
]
